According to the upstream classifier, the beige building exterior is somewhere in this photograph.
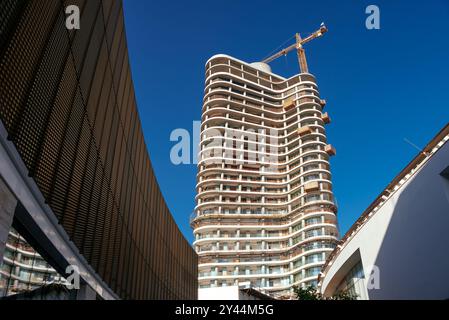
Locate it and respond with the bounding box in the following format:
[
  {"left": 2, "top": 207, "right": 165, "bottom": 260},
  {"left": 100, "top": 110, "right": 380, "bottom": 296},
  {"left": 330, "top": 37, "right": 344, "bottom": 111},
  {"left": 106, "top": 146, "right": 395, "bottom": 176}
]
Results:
[{"left": 191, "top": 55, "right": 339, "bottom": 298}]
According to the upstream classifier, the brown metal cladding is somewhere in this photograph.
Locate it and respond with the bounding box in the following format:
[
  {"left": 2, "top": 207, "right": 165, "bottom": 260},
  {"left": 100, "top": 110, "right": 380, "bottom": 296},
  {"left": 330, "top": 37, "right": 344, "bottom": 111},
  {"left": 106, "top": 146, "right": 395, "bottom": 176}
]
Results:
[{"left": 0, "top": 0, "right": 197, "bottom": 300}]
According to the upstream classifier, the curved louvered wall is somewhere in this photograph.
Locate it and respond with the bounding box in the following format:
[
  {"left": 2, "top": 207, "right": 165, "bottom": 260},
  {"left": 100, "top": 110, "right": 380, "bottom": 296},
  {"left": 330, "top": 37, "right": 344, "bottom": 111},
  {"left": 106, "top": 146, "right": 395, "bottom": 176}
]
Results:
[{"left": 0, "top": 0, "right": 197, "bottom": 299}]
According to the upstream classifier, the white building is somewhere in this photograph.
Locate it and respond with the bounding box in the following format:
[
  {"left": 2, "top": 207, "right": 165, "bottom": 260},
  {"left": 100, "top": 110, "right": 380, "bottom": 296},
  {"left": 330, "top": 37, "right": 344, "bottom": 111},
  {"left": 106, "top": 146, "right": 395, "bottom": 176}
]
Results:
[
  {"left": 0, "top": 228, "right": 63, "bottom": 297},
  {"left": 191, "top": 54, "right": 339, "bottom": 298},
  {"left": 318, "top": 124, "right": 449, "bottom": 300},
  {"left": 198, "top": 282, "right": 273, "bottom": 300}
]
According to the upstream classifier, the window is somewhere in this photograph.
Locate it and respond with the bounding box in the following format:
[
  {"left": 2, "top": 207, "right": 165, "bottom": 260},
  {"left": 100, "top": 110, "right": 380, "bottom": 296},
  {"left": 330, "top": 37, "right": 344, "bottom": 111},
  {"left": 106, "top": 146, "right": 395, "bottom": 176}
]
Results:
[
  {"left": 335, "top": 261, "right": 367, "bottom": 300},
  {"left": 304, "top": 174, "right": 320, "bottom": 183},
  {"left": 305, "top": 266, "right": 321, "bottom": 277},
  {"left": 305, "top": 253, "right": 323, "bottom": 264},
  {"left": 305, "top": 217, "right": 322, "bottom": 226}
]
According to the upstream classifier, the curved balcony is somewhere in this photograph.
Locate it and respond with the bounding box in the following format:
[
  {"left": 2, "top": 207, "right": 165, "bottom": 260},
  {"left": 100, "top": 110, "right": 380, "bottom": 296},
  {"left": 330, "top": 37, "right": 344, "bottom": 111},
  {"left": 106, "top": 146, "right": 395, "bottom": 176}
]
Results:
[
  {"left": 198, "top": 260, "right": 325, "bottom": 283},
  {"left": 195, "top": 177, "right": 332, "bottom": 201},
  {"left": 197, "top": 242, "right": 336, "bottom": 267},
  {"left": 194, "top": 223, "right": 338, "bottom": 246},
  {"left": 202, "top": 93, "right": 324, "bottom": 121},
  {"left": 194, "top": 189, "right": 334, "bottom": 212},
  {"left": 195, "top": 232, "right": 338, "bottom": 257},
  {"left": 197, "top": 141, "right": 329, "bottom": 168},
  {"left": 195, "top": 54, "right": 337, "bottom": 296},
  {"left": 193, "top": 210, "right": 337, "bottom": 233}
]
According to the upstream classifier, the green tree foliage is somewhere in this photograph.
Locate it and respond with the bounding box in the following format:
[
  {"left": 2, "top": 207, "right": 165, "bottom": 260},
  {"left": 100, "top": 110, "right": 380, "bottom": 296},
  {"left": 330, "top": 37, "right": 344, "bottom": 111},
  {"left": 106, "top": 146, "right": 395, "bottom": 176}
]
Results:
[{"left": 293, "top": 286, "right": 357, "bottom": 300}]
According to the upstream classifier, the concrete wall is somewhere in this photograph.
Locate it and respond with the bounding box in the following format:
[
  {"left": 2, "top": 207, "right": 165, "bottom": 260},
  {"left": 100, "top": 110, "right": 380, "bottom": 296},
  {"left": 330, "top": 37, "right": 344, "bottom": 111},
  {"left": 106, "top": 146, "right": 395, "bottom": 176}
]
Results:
[
  {"left": 0, "top": 176, "right": 17, "bottom": 266},
  {"left": 321, "top": 139, "right": 449, "bottom": 299}
]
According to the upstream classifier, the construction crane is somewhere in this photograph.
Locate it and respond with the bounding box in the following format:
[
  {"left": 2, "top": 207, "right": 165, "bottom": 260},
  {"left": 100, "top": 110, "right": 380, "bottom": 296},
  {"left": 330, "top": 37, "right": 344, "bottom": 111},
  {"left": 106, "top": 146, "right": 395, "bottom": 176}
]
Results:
[{"left": 262, "top": 23, "right": 328, "bottom": 74}]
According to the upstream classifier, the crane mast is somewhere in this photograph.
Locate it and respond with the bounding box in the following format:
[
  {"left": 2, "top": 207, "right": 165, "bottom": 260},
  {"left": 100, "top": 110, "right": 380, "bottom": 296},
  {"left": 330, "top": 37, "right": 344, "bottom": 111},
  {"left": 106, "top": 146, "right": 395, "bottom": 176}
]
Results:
[{"left": 262, "top": 24, "right": 328, "bottom": 74}]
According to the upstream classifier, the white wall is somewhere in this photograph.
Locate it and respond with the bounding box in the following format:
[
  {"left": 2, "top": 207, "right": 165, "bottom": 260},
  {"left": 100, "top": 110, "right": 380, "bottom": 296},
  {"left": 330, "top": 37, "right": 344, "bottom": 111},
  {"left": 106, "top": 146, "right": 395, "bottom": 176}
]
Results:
[
  {"left": 321, "top": 139, "right": 449, "bottom": 299},
  {"left": 198, "top": 286, "right": 241, "bottom": 300},
  {"left": 198, "top": 285, "right": 266, "bottom": 300}
]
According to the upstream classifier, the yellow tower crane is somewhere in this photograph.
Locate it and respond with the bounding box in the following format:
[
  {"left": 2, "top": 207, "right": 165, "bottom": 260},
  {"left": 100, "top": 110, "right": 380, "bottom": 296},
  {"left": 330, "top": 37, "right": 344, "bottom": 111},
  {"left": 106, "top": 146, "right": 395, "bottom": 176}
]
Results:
[{"left": 262, "top": 23, "right": 328, "bottom": 74}]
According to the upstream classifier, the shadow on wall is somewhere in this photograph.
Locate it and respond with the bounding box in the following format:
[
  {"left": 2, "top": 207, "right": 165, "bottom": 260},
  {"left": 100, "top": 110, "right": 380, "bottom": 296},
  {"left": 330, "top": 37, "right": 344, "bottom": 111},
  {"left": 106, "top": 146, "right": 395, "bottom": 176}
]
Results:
[{"left": 369, "top": 149, "right": 449, "bottom": 299}]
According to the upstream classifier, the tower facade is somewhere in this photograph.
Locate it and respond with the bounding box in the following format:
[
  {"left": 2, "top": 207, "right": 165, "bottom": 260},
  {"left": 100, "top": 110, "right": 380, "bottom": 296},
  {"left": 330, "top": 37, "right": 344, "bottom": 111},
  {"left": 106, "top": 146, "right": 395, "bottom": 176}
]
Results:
[{"left": 192, "top": 55, "right": 339, "bottom": 298}]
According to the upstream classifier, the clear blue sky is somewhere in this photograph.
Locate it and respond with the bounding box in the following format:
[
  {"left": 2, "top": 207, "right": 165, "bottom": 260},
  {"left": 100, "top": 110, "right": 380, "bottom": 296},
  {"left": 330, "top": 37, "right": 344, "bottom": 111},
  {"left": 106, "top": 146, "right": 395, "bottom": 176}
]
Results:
[{"left": 122, "top": 0, "right": 449, "bottom": 244}]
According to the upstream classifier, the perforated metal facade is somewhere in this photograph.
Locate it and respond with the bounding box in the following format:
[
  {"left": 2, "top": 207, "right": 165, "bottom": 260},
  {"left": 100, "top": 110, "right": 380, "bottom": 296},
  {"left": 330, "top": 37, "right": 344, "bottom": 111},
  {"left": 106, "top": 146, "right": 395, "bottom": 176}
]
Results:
[{"left": 0, "top": 0, "right": 197, "bottom": 300}]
